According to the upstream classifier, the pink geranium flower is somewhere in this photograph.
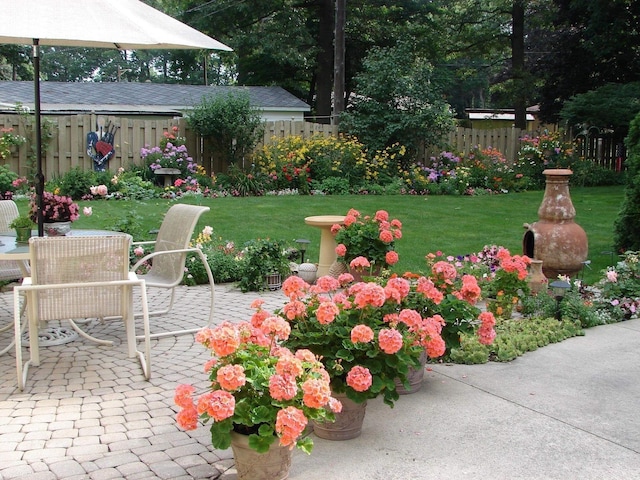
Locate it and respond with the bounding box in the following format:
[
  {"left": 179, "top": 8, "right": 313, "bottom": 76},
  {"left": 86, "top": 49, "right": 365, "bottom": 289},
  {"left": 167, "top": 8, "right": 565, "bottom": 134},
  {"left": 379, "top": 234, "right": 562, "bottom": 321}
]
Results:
[
  {"left": 175, "top": 320, "right": 335, "bottom": 455},
  {"left": 346, "top": 366, "right": 372, "bottom": 392}
]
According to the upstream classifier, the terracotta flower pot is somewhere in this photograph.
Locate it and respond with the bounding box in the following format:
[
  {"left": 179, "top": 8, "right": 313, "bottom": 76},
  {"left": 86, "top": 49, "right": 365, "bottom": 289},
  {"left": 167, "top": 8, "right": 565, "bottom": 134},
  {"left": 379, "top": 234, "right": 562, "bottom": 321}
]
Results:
[
  {"left": 230, "top": 431, "right": 292, "bottom": 480},
  {"left": 312, "top": 392, "right": 367, "bottom": 440}
]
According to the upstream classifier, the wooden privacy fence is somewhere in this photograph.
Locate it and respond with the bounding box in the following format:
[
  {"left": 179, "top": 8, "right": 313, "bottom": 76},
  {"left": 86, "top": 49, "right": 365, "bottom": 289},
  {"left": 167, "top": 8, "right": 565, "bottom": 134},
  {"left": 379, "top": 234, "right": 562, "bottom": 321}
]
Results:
[
  {"left": 0, "top": 114, "right": 623, "bottom": 179},
  {"left": 424, "top": 127, "right": 525, "bottom": 162},
  {"left": 0, "top": 114, "right": 338, "bottom": 179}
]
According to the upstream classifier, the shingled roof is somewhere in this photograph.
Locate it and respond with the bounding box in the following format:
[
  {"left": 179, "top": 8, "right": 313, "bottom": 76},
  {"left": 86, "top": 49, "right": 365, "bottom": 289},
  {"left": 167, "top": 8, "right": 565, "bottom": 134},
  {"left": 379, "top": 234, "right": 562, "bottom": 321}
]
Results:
[{"left": 0, "top": 81, "right": 310, "bottom": 119}]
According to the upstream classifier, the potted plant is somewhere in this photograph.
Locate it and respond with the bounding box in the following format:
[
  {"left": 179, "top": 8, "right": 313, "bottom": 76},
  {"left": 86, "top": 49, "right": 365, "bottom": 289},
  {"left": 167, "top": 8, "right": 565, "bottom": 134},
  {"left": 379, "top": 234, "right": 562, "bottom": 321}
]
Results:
[
  {"left": 9, "top": 214, "right": 34, "bottom": 243},
  {"left": 332, "top": 208, "right": 401, "bottom": 279},
  {"left": 29, "top": 191, "right": 80, "bottom": 236},
  {"left": 255, "top": 273, "right": 455, "bottom": 439},
  {"left": 238, "top": 238, "right": 291, "bottom": 292},
  {"left": 174, "top": 319, "right": 339, "bottom": 480},
  {"left": 478, "top": 246, "right": 531, "bottom": 318}
]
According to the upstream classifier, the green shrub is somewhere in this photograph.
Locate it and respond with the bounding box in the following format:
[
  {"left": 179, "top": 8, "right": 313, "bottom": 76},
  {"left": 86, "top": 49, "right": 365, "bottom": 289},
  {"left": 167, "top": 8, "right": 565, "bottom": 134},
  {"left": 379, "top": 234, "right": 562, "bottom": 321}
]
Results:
[
  {"left": 0, "top": 164, "right": 18, "bottom": 197},
  {"left": 312, "top": 176, "right": 351, "bottom": 195},
  {"left": 339, "top": 41, "right": 455, "bottom": 161},
  {"left": 184, "top": 248, "right": 241, "bottom": 285},
  {"left": 182, "top": 231, "right": 242, "bottom": 285},
  {"left": 569, "top": 158, "right": 625, "bottom": 187},
  {"left": 111, "top": 172, "right": 157, "bottom": 200},
  {"left": 187, "top": 91, "right": 264, "bottom": 167},
  {"left": 215, "top": 164, "right": 267, "bottom": 196},
  {"left": 237, "top": 238, "right": 291, "bottom": 292},
  {"left": 107, "top": 210, "right": 146, "bottom": 239},
  {"left": 614, "top": 112, "right": 640, "bottom": 251},
  {"left": 55, "top": 167, "right": 97, "bottom": 199}
]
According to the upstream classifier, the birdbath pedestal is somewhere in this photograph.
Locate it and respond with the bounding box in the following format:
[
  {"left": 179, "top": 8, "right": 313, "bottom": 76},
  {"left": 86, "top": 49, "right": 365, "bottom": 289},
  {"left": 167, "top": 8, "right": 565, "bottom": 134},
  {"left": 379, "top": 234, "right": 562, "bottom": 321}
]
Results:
[
  {"left": 304, "top": 215, "right": 345, "bottom": 278},
  {"left": 154, "top": 168, "right": 181, "bottom": 187}
]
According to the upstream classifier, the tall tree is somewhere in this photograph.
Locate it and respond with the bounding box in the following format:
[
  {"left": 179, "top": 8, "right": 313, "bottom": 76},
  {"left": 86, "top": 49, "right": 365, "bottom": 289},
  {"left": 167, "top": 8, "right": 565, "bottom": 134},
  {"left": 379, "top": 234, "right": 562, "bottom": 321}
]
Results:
[
  {"left": 340, "top": 41, "right": 455, "bottom": 159},
  {"left": 511, "top": 0, "right": 526, "bottom": 129},
  {"left": 0, "top": 45, "right": 32, "bottom": 81},
  {"left": 537, "top": 0, "right": 640, "bottom": 124}
]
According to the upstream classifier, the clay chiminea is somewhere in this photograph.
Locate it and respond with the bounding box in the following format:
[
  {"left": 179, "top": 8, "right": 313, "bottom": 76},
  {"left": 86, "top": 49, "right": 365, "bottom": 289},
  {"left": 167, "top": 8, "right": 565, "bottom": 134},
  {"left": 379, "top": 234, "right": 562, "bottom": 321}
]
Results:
[{"left": 522, "top": 169, "right": 588, "bottom": 279}]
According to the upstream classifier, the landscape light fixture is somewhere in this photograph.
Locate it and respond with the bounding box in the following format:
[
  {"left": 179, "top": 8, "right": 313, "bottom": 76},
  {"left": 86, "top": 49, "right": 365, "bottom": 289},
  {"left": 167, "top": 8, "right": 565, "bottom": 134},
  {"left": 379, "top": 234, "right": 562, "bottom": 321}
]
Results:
[
  {"left": 295, "top": 238, "right": 310, "bottom": 264},
  {"left": 549, "top": 279, "right": 571, "bottom": 321}
]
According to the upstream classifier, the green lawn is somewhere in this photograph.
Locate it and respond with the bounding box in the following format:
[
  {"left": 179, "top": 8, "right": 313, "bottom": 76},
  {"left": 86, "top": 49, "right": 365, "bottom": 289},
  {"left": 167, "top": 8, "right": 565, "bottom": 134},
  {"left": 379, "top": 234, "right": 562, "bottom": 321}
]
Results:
[{"left": 15, "top": 185, "right": 625, "bottom": 284}]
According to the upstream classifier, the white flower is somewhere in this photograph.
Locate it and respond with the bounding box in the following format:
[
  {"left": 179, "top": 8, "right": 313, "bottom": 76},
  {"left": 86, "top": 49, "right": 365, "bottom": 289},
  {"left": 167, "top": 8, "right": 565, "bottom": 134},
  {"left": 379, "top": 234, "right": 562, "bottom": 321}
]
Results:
[{"left": 83, "top": 206, "right": 92, "bottom": 216}]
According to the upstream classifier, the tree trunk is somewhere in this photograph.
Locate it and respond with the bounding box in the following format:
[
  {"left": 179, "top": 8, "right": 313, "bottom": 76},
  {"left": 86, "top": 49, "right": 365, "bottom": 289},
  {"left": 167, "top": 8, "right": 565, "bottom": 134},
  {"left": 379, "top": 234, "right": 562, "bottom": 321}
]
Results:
[
  {"left": 512, "top": 0, "right": 527, "bottom": 130},
  {"left": 314, "top": 0, "right": 334, "bottom": 124},
  {"left": 333, "top": 0, "right": 346, "bottom": 125}
]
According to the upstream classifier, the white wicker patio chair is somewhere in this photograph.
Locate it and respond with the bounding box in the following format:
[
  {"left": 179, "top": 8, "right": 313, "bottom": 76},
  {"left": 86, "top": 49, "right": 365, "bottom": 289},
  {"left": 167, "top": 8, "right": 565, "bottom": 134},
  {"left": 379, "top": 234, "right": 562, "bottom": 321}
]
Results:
[
  {"left": 130, "top": 203, "right": 214, "bottom": 338},
  {"left": 0, "top": 199, "right": 30, "bottom": 281},
  {"left": 14, "top": 235, "right": 151, "bottom": 391},
  {"left": 0, "top": 199, "right": 30, "bottom": 355}
]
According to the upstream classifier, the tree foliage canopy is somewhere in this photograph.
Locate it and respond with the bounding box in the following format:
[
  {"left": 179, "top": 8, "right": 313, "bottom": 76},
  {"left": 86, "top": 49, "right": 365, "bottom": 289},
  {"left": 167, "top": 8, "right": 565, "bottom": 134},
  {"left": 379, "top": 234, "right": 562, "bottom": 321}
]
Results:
[
  {"left": 339, "top": 42, "right": 455, "bottom": 158},
  {"left": 1, "top": 0, "right": 638, "bottom": 137},
  {"left": 560, "top": 82, "right": 640, "bottom": 135}
]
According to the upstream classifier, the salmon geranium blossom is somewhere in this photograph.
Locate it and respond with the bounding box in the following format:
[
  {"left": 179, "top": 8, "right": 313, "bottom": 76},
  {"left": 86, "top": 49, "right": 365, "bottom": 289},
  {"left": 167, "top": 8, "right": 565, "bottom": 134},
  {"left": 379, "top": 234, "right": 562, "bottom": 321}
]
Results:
[
  {"left": 346, "top": 365, "right": 373, "bottom": 392},
  {"left": 275, "top": 257, "right": 500, "bottom": 409},
  {"left": 175, "top": 318, "right": 339, "bottom": 455},
  {"left": 263, "top": 274, "right": 451, "bottom": 409},
  {"left": 332, "top": 208, "right": 403, "bottom": 276},
  {"left": 477, "top": 246, "right": 531, "bottom": 318}
]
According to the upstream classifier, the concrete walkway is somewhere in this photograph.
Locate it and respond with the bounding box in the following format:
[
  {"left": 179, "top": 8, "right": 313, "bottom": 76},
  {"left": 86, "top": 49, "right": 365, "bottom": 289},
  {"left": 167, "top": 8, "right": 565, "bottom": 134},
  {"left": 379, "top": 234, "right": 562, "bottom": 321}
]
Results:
[{"left": 1, "top": 283, "right": 639, "bottom": 479}]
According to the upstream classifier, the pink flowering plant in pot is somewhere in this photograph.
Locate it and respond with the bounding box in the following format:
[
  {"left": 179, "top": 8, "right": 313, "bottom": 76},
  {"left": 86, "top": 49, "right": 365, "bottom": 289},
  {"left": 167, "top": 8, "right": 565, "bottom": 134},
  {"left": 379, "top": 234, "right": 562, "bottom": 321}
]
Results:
[
  {"left": 332, "top": 208, "right": 401, "bottom": 277},
  {"left": 258, "top": 274, "right": 449, "bottom": 407},
  {"left": 29, "top": 191, "right": 80, "bottom": 223},
  {"left": 409, "top": 254, "right": 498, "bottom": 353},
  {"left": 174, "top": 318, "right": 340, "bottom": 454},
  {"left": 477, "top": 247, "right": 531, "bottom": 318}
]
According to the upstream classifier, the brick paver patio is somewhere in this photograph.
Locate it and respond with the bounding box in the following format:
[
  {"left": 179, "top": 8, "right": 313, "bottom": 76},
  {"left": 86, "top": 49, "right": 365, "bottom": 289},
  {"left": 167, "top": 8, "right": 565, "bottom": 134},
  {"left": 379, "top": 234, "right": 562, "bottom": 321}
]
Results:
[{"left": 0, "top": 283, "right": 287, "bottom": 480}]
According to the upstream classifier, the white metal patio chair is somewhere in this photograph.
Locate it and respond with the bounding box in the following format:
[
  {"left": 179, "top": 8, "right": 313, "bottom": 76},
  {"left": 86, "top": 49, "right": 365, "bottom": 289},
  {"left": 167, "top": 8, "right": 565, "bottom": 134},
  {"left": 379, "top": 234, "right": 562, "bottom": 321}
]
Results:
[
  {"left": 14, "top": 235, "right": 151, "bottom": 391},
  {"left": 0, "top": 199, "right": 30, "bottom": 355},
  {"left": 130, "top": 203, "right": 215, "bottom": 338}
]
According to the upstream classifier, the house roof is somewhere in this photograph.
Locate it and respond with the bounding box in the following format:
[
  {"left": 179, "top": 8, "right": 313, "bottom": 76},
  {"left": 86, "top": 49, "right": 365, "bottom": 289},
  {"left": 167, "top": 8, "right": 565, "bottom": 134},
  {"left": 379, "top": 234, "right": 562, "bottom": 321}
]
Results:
[
  {"left": 0, "top": 81, "right": 310, "bottom": 116},
  {"left": 465, "top": 108, "right": 536, "bottom": 122}
]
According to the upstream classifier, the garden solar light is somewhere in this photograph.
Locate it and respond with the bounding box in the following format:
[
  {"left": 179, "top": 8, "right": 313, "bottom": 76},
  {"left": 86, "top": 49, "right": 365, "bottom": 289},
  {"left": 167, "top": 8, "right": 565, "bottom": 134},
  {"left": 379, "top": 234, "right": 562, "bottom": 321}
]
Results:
[
  {"left": 549, "top": 279, "right": 571, "bottom": 320},
  {"left": 295, "top": 238, "right": 310, "bottom": 263}
]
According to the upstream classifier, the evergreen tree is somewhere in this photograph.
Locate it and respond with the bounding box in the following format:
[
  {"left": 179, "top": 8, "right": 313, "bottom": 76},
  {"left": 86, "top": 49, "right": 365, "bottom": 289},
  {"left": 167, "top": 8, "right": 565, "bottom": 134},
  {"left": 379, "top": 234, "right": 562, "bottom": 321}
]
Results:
[{"left": 613, "top": 112, "right": 640, "bottom": 252}]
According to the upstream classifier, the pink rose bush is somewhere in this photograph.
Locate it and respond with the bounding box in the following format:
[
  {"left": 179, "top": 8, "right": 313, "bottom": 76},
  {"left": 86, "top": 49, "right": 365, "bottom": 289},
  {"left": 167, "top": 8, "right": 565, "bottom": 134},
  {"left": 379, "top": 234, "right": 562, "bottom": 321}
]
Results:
[
  {"left": 333, "top": 208, "right": 402, "bottom": 276},
  {"left": 252, "top": 274, "right": 457, "bottom": 407},
  {"left": 174, "top": 318, "right": 339, "bottom": 454}
]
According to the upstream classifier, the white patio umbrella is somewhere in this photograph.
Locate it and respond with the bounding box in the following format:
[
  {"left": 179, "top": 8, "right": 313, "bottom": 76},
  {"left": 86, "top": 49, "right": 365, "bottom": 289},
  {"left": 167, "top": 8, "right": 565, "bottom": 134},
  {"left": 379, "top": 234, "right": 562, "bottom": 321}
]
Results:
[{"left": 0, "top": 0, "right": 232, "bottom": 235}]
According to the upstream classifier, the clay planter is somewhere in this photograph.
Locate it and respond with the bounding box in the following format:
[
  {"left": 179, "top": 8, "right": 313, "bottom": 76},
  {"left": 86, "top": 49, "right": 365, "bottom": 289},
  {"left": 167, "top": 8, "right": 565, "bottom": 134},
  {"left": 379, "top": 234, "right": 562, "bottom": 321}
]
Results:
[
  {"left": 312, "top": 393, "right": 366, "bottom": 440},
  {"left": 527, "top": 259, "right": 548, "bottom": 295},
  {"left": 230, "top": 432, "right": 292, "bottom": 480},
  {"left": 523, "top": 169, "right": 588, "bottom": 279}
]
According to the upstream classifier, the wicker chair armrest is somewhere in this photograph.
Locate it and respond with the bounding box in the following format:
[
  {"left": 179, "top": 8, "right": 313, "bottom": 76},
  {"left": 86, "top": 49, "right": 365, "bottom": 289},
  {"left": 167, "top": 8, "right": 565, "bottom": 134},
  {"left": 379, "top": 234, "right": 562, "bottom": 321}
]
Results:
[
  {"left": 131, "top": 246, "right": 202, "bottom": 272},
  {"left": 132, "top": 240, "right": 157, "bottom": 247},
  {"left": 16, "top": 273, "right": 145, "bottom": 293}
]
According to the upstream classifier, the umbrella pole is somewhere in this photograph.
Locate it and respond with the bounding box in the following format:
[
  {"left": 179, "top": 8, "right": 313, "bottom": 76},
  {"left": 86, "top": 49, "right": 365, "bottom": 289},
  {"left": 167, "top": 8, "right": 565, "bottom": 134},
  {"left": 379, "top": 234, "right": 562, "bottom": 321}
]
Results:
[{"left": 33, "top": 39, "right": 44, "bottom": 237}]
